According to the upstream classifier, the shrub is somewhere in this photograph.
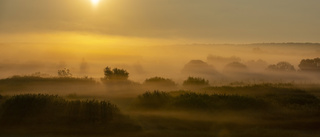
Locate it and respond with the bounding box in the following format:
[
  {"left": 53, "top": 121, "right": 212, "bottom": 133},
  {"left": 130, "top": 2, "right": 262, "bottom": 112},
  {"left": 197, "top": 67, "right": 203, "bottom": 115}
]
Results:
[
  {"left": 144, "top": 77, "right": 176, "bottom": 87},
  {"left": 136, "top": 91, "right": 172, "bottom": 109},
  {"left": 103, "top": 67, "right": 129, "bottom": 80},
  {"left": 58, "top": 68, "right": 72, "bottom": 77},
  {"left": 183, "top": 77, "right": 209, "bottom": 87}
]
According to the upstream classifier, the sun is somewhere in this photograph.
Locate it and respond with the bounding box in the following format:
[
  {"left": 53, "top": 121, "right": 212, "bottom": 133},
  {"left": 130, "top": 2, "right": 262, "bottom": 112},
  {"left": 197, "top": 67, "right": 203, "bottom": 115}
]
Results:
[{"left": 91, "top": 0, "right": 100, "bottom": 5}]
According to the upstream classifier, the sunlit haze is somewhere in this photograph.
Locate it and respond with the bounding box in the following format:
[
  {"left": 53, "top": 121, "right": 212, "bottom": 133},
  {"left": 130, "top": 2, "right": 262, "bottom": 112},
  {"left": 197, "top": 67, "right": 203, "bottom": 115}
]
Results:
[
  {"left": 1, "top": 1, "right": 320, "bottom": 136},
  {"left": 91, "top": 0, "right": 100, "bottom": 6},
  {"left": 0, "top": 0, "right": 319, "bottom": 81}
]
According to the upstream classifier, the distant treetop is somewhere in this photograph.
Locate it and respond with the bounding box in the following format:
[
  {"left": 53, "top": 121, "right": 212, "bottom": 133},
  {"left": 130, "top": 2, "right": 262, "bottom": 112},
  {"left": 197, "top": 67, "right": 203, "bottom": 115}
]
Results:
[
  {"left": 58, "top": 68, "right": 72, "bottom": 77},
  {"left": 183, "top": 77, "right": 209, "bottom": 87},
  {"left": 298, "top": 58, "right": 320, "bottom": 72},
  {"left": 266, "top": 62, "right": 295, "bottom": 72},
  {"left": 103, "top": 67, "right": 129, "bottom": 80},
  {"left": 224, "top": 62, "right": 248, "bottom": 72}
]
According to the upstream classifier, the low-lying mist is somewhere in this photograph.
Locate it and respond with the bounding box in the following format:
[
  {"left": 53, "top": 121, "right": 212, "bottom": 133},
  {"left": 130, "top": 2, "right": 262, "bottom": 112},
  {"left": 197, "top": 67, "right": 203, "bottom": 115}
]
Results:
[
  {"left": 1, "top": 43, "right": 320, "bottom": 137},
  {"left": 1, "top": 43, "right": 319, "bottom": 84}
]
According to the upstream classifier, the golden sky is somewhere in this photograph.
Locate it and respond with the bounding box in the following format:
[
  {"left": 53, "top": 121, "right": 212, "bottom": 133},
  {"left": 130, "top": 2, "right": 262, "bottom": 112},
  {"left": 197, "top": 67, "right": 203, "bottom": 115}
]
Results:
[{"left": 1, "top": 0, "right": 320, "bottom": 44}]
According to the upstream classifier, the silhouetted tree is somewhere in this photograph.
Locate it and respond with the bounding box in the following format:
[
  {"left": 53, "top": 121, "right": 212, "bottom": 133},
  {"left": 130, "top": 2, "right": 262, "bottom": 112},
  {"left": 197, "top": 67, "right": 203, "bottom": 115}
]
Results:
[
  {"left": 103, "top": 67, "right": 129, "bottom": 80},
  {"left": 58, "top": 68, "right": 72, "bottom": 77},
  {"left": 224, "top": 62, "right": 248, "bottom": 73},
  {"left": 246, "top": 59, "right": 268, "bottom": 70},
  {"left": 267, "top": 62, "right": 295, "bottom": 72},
  {"left": 182, "top": 60, "right": 219, "bottom": 75},
  {"left": 183, "top": 77, "right": 209, "bottom": 87},
  {"left": 298, "top": 58, "right": 320, "bottom": 72}
]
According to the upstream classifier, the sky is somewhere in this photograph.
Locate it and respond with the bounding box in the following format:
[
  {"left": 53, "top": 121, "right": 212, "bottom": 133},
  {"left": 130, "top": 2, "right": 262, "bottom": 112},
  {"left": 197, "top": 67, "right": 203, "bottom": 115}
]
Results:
[
  {"left": 1, "top": 0, "right": 320, "bottom": 80},
  {"left": 1, "top": 0, "right": 320, "bottom": 44}
]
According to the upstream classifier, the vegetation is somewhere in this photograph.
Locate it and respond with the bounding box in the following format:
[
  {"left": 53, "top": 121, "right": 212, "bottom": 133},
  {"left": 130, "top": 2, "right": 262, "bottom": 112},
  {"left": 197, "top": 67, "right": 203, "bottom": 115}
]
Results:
[
  {"left": 136, "top": 91, "right": 172, "bottom": 109},
  {"left": 0, "top": 94, "right": 119, "bottom": 125},
  {"left": 183, "top": 77, "right": 209, "bottom": 87},
  {"left": 267, "top": 61, "right": 296, "bottom": 72},
  {"left": 1, "top": 63, "right": 320, "bottom": 136},
  {"left": 103, "top": 67, "right": 129, "bottom": 80},
  {"left": 0, "top": 75, "right": 98, "bottom": 93},
  {"left": 182, "top": 60, "right": 219, "bottom": 75},
  {"left": 135, "top": 91, "right": 268, "bottom": 111},
  {"left": 0, "top": 94, "right": 142, "bottom": 135},
  {"left": 144, "top": 77, "right": 176, "bottom": 87},
  {"left": 299, "top": 57, "right": 320, "bottom": 72},
  {"left": 58, "top": 68, "right": 73, "bottom": 77},
  {"left": 135, "top": 83, "right": 320, "bottom": 113},
  {"left": 224, "top": 61, "right": 248, "bottom": 71}
]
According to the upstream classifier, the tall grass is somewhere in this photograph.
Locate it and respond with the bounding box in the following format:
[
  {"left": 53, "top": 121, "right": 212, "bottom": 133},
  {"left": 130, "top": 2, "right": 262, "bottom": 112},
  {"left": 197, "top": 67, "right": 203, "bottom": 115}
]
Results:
[
  {"left": 135, "top": 88, "right": 320, "bottom": 112},
  {"left": 0, "top": 94, "right": 119, "bottom": 126},
  {"left": 0, "top": 76, "right": 99, "bottom": 94},
  {"left": 135, "top": 91, "right": 268, "bottom": 111}
]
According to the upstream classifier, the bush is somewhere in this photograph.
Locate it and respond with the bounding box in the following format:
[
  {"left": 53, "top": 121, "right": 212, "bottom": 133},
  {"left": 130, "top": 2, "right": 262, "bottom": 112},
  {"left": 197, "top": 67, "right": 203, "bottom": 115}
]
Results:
[
  {"left": 183, "top": 77, "right": 209, "bottom": 87},
  {"left": 144, "top": 77, "right": 176, "bottom": 87},
  {"left": 136, "top": 91, "right": 172, "bottom": 109},
  {"left": 103, "top": 67, "right": 129, "bottom": 81}
]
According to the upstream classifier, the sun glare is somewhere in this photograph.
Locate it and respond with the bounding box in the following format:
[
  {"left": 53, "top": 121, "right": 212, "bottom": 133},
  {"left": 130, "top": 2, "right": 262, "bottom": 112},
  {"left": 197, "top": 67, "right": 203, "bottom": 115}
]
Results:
[{"left": 91, "top": 0, "right": 100, "bottom": 5}]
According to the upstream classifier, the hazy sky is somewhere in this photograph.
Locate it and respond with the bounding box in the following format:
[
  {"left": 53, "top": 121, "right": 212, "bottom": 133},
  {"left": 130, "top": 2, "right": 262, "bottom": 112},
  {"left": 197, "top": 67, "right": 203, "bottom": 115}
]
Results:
[{"left": 1, "top": 0, "right": 320, "bottom": 43}]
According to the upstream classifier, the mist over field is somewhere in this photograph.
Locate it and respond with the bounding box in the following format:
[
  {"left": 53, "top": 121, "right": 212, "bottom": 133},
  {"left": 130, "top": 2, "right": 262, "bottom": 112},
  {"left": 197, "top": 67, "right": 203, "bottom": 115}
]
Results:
[
  {"left": 1, "top": 0, "right": 320, "bottom": 136},
  {"left": 1, "top": 43, "right": 320, "bottom": 83}
]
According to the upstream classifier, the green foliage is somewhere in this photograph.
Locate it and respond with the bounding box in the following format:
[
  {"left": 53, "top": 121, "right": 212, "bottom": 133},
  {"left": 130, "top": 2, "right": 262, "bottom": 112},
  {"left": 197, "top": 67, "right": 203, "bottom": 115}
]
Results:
[
  {"left": 183, "top": 77, "right": 209, "bottom": 87},
  {"left": 0, "top": 94, "right": 120, "bottom": 126},
  {"left": 144, "top": 77, "right": 176, "bottom": 87},
  {"left": 103, "top": 67, "right": 129, "bottom": 80}
]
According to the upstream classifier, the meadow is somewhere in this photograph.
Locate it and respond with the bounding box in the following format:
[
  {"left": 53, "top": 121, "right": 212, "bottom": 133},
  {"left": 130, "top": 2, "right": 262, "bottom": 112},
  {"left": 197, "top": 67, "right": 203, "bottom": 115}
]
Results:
[{"left": 0, "top": 74, "right": 320, "bottom": 137}]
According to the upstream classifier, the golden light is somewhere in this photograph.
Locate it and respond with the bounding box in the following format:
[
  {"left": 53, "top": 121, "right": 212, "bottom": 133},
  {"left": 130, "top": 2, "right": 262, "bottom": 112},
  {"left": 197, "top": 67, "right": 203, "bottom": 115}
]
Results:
[{"left": 91, "top": 0, "right": 100, "bottom": 5}]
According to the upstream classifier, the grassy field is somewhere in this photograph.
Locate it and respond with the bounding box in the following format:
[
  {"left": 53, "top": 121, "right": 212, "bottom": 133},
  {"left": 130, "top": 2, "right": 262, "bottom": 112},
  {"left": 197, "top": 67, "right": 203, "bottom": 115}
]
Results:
[{"left": 0, "top": 77, "right": 320, "bottom": 137}]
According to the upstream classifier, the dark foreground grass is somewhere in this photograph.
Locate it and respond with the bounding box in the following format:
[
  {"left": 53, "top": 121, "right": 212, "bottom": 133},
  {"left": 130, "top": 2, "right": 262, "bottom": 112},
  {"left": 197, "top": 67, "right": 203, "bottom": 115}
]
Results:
[
  {"left": 0, "top": 76, "right": 99, "bottom": 94},
  {"left": 1, "top": 83, "right": 320, "bottom": 137},
  {"left": 132, "top": 89, "right": 320, "bottom": 137},
  {"left": 0, "top": 94, "right": 141, "bottom": 135}
]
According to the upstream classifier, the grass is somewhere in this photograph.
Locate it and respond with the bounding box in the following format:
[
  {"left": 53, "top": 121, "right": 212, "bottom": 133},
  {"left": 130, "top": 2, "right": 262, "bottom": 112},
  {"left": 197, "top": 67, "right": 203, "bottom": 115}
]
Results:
[
  {"left": 1, "top": 80, "right": 320, "bottom": 136},
  {"left": 0, "top": 94, "right": 141, "bottom": 135},
  {"left": 135, "top": 91, "right": 269, "bottom": 111},
  {"left": 134, "top": 86, "right": 320, "bottom": 113}
]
